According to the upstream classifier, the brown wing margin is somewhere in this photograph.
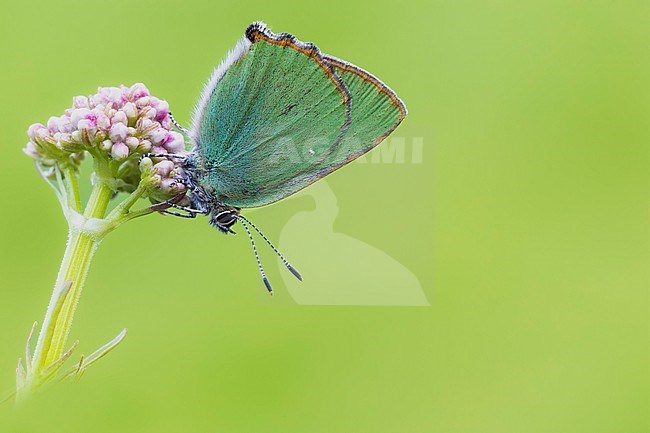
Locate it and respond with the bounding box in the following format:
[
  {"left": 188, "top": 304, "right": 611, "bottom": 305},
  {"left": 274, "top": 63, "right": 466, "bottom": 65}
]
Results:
[
  {"left": 244, "top": 21, "right": 353, "bottom": 169},
  {"left": 323, "top": 54, "right": 407, "bottom": 144},
  {"left": 245, "top": 22, "right": 351, "bottom": 107}
]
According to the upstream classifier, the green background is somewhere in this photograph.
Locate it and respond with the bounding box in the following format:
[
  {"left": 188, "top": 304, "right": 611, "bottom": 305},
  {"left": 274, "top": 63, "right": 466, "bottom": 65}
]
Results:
[{"left": 0, "top": 0, "right": 647, "bottom": 432}]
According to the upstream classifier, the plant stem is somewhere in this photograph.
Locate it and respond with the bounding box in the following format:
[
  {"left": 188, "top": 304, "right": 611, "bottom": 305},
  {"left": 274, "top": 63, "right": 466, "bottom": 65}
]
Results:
[
  {"left": 15, "top": 160, "right": 161, "bottom": 401},
  {"left": 22, "top": 180, "right": 113, "bottom": 397},
  {"left": 63, "top": 167, "right": 82, "bottom": 213}
]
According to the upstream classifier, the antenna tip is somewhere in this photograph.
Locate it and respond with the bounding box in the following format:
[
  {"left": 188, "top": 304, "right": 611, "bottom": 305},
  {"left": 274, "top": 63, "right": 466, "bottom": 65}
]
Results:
[
  {"left": 263, "top": 276, "right": 273, "bottom": 293},
  {"left": 287, "top": 264, "right": 303, "bottom": 282}
]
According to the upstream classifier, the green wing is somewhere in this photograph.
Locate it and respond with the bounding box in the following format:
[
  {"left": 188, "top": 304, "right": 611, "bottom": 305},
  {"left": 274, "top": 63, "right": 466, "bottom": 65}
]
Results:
[
  {"left": 190, "top": 22, "right": 407, "bottom": 208},
  {"left": 246, "top": 54, "right": 408, "bottom": 202},
  {"left": 317, "top": 55, "right": 407, "bottom": 171},
  {"left": 191, "top": 22, "right": 351, "bottom": 207}
]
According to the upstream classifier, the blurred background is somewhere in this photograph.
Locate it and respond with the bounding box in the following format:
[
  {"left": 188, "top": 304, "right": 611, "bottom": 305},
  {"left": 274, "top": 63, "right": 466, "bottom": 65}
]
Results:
[{"left": 0, "top": 1, "right": 647, "bottom": 432}]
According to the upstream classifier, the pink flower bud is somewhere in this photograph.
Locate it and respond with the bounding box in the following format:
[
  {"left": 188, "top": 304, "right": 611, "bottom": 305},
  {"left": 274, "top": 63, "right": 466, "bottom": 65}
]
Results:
[
  {"left": 165, "top": 131, "right": 185, "bottom": 153},
  {"left": 111, "top": 142, "right": 129, "bottom": 160},
  {"left": 129, "top": 83, "right": 150, "bottom": 100},
  {"left": 73, "top": 95, "right": 89, "bottom": 108},
  {"left": 155, "top": 100, "right": 170, "bottom": 121},
  {"left": 154, "top": 160, "right": 175, "bottom": 177},
  {"left": 70, "top": 108, "right": 91, "bottom": 128},
  {"left": 109, "top": 123, "right": 128, "bottom": 142},
  {"left": 125, "top": 136, "right": 140, "bottom": 150},
  {"left": 138, "top": 139, "right": 152, "bottom": 153},
  {"left": 99, "top": 139, "right": 113, "bottom": 151},
  {"left": 138, "top": 118, "right": 153, "bottom": 129},
  {"left": 79, "top": 123, "right": 96, "bottom": 143},
  {"left": 107, "top": 87, "right": 124, "bottom": 107},
  {"left": 26, "top": 82, "right": 186, "bottom": 197},
  {"left": 91, "top": 93, "right": 107, "bottom": 107},
  {"left": 112, "top": 111, "right": 128, "bottom": 126},
  {"left": 58, "top": 116, "right": 74, "bottom": 133},
  {"left": 135, "top": 96, "right": 150, "bottom": 108},
  {"left": 38, "top": 127, "right": 50, "bottom": 137},
  {"left": 123, "top": 102, "right": 137, "bottom": 120},
  {"left": 160, "top": 117, "right": 172, "bottom": 130},
  {"left": 149, "top": 127, "right": 168, "bottom": 145},
  {"left": 24, "top": 141, "right": 40, "bottom": 156},
  {"left": 141, "top": 107, "right": 157, "bottom": 120},
  {"left": 58, "top": 133, "right": 73, "bottom": 145},
  {"left": 27, "top": 123, "right": 45, "bottom": 140},
  {"left": 77, "top": 118, "right": 96, "bottom": 131},
  {"left": 71, "top": 130, "right": 83, "bottom": 143},
  {"left": 97, "top": 114, "right": 111, "bottom": 130},
  {"left": 46, "top": 116, "right": 60, "bottom": 132},
  {"left": 159, "top": 178, "right": 178, "bottom": 193}
]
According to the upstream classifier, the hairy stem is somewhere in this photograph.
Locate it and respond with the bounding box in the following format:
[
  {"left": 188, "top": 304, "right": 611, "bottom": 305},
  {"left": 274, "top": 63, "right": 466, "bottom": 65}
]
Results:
[
  {"left": 20, "top": 180, "right": 112, "bottom": 398},
  {"left": 63, "top": 167, "right": 82, "bottom": 213},
  {"left": 15, "top": 160, "right": 163, "bottom": 401}
]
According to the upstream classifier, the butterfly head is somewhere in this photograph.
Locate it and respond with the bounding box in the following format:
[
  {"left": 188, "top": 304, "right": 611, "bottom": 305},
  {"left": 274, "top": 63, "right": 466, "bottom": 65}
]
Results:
[{"left": 209, "top": 207, "right": 240, "bottom": 234}]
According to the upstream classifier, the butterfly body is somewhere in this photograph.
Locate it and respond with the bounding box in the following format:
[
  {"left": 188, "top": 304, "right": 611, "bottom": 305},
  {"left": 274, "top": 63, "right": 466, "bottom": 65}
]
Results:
[{"left": 178, "top": 153, "right": 241, "bottom": 233}]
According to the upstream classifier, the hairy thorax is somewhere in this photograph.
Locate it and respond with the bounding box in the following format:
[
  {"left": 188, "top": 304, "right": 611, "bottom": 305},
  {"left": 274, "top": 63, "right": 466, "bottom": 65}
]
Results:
[{"left": 180, "top": 153, "right": 240, "bottom": 234}]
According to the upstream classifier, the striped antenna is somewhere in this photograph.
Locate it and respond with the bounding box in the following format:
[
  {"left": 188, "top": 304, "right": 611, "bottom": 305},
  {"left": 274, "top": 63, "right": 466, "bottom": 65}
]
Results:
[
  {"left": 169, "top": 112, "right": 191, "bottom": 136},
  {"left": 237, "top": 215, "right": 303, "bottom": 281},
  {"left": 238, "top": 217, "right": 273, "bottom": 295}
]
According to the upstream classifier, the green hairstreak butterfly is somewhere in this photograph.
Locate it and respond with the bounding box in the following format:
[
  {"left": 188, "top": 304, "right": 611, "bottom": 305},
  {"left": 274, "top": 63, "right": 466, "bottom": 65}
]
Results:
[{"left": 160, "top": 21, "right": 407, "bottom": 293}]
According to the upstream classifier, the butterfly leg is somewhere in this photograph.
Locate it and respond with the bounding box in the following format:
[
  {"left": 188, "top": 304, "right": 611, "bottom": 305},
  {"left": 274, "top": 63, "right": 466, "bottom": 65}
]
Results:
[
  {"left": 140, "top": 153, "right": 188, "bottom": 162},
  {"left": 148, "top": 192, "right": 188, "bottom": 212},
  {"left": 159, "top": 209, "right": 197, "bottom": 219},
  {"left": 166, "top": 202, "right": 204, "bottom": 214}
]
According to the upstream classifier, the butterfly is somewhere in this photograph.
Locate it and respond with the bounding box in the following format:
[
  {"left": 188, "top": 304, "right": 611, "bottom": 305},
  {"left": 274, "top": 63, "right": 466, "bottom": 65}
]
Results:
[{"left": 156, "top": 21, "right": 407, "bottom": 294}]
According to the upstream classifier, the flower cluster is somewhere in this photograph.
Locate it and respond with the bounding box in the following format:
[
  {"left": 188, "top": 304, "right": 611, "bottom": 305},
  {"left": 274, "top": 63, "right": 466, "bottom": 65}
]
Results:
[{"left": 24, "top": 84, "right": 187, "bottom": 196}]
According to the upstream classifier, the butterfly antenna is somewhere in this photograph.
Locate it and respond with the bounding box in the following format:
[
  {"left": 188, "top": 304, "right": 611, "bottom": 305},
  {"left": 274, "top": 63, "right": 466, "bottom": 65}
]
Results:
[
  {"left": 169, "top": 112, "right": 191, "bottom": 136},
  {"left": 237, "top": 215, "right": 303, "bottom": 282},
  {"left": 238, "top": 217, "right": 273, "bottom": 295}
]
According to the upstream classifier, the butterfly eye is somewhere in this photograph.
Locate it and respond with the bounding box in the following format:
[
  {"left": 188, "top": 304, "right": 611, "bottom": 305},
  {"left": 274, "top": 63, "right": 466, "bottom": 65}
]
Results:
[
  {"left": 210, "top": 209, "right": 240, "bottom": 233},
  {"left": 216, "top": 210, "right": 237, "bottom": 225}
]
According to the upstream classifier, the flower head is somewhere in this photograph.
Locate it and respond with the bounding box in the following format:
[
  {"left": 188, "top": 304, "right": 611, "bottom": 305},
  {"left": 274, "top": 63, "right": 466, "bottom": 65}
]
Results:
[{"left": 24, "top": 84, "right": 187, "bottom": 197}]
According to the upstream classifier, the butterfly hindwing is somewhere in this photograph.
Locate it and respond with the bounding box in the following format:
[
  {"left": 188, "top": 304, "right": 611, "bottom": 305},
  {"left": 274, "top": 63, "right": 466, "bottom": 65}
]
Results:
[
  {"left": 316, "top": 55, "right": 407, "bottom": 170},
  {"left": 190, "top": 22, "right": 407, "bottom": 208},
  {"left": 190, "top": 22, "right": 351, "bottom": 208},
  {"left": 234, "top": 54, "right": 408, "bottom": 199}
]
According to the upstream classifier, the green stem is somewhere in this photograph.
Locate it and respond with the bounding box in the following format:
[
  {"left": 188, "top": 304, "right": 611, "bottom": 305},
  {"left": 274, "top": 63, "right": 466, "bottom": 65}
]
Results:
[
  {"left": 16, "top": 160, "right": 162, "bottom": 401},
  {"left": 63, "top": 167, "right": 82, "bottom": 213},
  {"left": 22, "top": 180, "right": 112, "bottom": 397},
  {"left": 106, "top": 178, "right": 150, "bottom": 220}
]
